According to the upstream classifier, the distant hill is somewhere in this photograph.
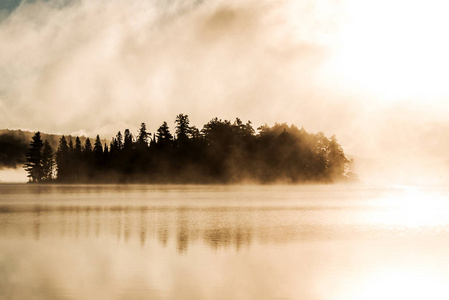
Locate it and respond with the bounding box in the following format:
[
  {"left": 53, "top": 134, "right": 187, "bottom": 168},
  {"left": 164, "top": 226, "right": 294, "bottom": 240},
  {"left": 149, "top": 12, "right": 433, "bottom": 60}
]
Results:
[{"left": 0, "top": 129, "right": 108, "bottom": 169}]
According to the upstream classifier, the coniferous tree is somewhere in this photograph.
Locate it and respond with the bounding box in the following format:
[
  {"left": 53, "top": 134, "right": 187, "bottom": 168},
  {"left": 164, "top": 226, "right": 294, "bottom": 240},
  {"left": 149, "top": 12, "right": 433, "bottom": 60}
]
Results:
[
  {"left": 24, "top": 132, "right": 44, "bottom": 183},
  {"left": 83, "top": 137, "right": 93, "bottom": 180},
  {"left": 94, "top": 135, "right": 103, "bottom": 155},
  {"left": 137, "top": 123, "right": 150, "bottom": 147},
  {"left": 55, "top": 136, "right": 69, "bottom": 181},
  {"left": 84, "top": 138, "right": 92, "bottom": 156},
  {"left": 68, "top": 139, "right": 74, "bottom": 153},
  {"left": 75, "top": 137, "right": 82, "bottom": 154},
  {"left": 93, "top": 135, "right": 103, "bottom": 166},
  {"left": 156, "top": 121, "right": 173, "bottom": 146},
  {"left": 124, "top": 129, "right": 133, "bottom": 151},
  {"left": 67, "top": 138, "right": 75, "bottom": 180},
  {"left": 175, "top": 114, "right": 191, "bottom": 143},
  {"left": 73, "top": 137, "right": 82, "bottom": 180},
  {"left": 135, "top": 123, "right": 151, "bottom": 174},
  {"left": 41, "top": 140, "right": 54, "bottom": 181}
]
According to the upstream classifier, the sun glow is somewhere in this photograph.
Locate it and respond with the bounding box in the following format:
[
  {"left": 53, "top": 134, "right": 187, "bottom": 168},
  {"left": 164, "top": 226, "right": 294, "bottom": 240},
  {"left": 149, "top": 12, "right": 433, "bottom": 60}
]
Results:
[
  {"left": 327, "top": 0, "right": 449, "bottom": 102},
  {"left": 372, "top": 186, "right": 449, "bottom": 228}
]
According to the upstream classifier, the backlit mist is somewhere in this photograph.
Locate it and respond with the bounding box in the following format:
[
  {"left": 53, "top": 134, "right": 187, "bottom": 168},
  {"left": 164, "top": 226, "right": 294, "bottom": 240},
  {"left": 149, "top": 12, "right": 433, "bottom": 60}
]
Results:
[{"left": 1, "top": 0, "right": 449, "bottom": 183}]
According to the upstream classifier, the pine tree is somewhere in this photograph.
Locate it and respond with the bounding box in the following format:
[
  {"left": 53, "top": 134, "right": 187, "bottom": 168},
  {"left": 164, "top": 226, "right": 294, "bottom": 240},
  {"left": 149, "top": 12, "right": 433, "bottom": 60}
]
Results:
[
  {"left": 124, "top": 129, "right": 133, "bottom": 151},
  {"left": 41, "top": 140, "right": 54, "bottom": 181},
  {"left": 75, "top": 137, "right": 82, "bottom": 155},
  {"left": 84, "top": 138, "right": 92, "bottom": 157},
  {"left": 175, "top": 114, "right": 191, "bottom": 142},
  {"left": 24, "top": 132, "right": 44, "bottom": 183},
  {"left": 156, "top": 121, "right": 173, "bottom": 145},
  {"left": 55, "top": 136, "right": 69, "bottom": 181},
  {"left": 68, "top": 139, "right": 74, "bottom": 153},
  {"left": 137, "top": 123, "right": 150, "bottom": 146},
  {"left": 94, "top": 135, "right": 103, "bottom": 164}
]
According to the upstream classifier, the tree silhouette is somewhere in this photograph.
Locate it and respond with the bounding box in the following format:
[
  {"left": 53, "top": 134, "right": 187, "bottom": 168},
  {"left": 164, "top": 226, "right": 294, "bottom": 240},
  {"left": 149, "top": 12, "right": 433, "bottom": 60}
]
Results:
[
  {"left": 94, "top": 135, "right": 103, "bottom": 156},
  {"left": 24, "top": 132, "right": 44, "bottom": 182},
  {"left": 25, "top": 114, "right": 352, "bottom": 184},
  {"left": 84, "top": 138, "right": 92, "bottom": 159},
  {"left": 137, "top": 123, "right": 150, "bottom": 147},
  {"left": 93, "top": 135, "right": 103, "bottom": 169},
  {"left": 41, "top": 140, "right": 54, "bottom": 181},
  {"left": 175, "top": 114, "right": 192, "bottom": 143},
  {"left": 123, "top": 129, "right": 133, "bottom": 151},
  {"left": 73, "top": 137, "right": 82, "bottom": 180},
  {"left": 55, "top": 136, "right": 69, "bottom": 181},
  {"left": 75, "top": 137, "right": 82, "bottom": 154},
  {"left": 156, "top": 121, "right": 173, "bottom": 146}
]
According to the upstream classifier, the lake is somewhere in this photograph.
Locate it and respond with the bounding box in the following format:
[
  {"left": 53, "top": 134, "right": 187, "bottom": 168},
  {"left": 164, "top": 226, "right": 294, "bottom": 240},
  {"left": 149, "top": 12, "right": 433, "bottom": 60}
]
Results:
[{"left": 1, "top": 184, "right": 449, "bottom": 300}]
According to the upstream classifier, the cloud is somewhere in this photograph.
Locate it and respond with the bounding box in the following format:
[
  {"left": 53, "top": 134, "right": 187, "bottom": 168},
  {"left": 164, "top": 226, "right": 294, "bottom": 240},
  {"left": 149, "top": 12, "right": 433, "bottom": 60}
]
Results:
[
  {"left": 1, "top": 0, "right": 448, "bottom": 184},
  {"left": 0, "top": 0, "right": 340, "bottom": 134}
]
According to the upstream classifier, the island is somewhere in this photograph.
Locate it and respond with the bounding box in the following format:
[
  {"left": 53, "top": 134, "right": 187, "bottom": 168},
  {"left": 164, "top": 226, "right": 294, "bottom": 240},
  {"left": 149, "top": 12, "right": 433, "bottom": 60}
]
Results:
[{"left": 23, "top": 114, "right": 354, "bottom": 184}]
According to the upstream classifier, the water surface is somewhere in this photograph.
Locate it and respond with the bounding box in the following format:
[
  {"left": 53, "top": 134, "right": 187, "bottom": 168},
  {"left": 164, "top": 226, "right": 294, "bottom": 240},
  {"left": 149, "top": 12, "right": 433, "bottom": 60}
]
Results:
[{"left": 1, "top": 184, "right": 449, "bottom": 300}]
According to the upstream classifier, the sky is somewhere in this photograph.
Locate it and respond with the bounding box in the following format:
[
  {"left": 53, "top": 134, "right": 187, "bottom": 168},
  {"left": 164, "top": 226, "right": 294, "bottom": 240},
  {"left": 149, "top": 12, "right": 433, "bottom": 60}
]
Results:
[{"left": 1, "top": 0, "right": 449, "bottom": 184}]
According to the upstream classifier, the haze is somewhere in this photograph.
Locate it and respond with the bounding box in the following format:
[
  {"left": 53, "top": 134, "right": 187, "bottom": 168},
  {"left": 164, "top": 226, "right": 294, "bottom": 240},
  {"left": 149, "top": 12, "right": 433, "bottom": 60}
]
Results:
[{"left": 1, "top": 0, "right": 449, "bottom": 184}]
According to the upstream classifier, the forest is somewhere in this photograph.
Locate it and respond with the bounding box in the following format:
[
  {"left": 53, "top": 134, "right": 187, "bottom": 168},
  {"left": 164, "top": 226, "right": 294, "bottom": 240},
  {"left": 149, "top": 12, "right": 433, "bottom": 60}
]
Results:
[{"left": 24, "top": 114, "right": 353, "bottom": 183}]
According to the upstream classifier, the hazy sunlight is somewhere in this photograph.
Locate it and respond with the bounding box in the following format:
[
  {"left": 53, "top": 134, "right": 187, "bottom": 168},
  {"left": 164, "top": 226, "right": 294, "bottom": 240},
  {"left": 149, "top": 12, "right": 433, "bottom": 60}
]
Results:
[
  {"left": 370, "top": 186, "right": 449, "bottom": 228},
  {"left": 329, "top": 0, "right": 449, "bottom": 101}
]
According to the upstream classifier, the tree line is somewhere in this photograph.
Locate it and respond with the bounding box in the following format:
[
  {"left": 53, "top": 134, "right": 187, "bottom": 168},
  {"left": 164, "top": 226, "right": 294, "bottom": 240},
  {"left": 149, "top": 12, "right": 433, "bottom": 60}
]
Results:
[{"left": 24, "top": 114, "right": 353, "bottom": 183}]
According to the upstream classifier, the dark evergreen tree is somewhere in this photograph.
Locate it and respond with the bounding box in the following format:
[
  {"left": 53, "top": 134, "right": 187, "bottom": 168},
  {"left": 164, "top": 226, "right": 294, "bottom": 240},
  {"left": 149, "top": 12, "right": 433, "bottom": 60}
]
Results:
[
  {"left": 73, "top": 137, "right": 83, "bottom": 180},
  {"left": 41, "top": 140, "right": 54, "bottom": 181},
  {"left": 68, "top": 139, "right": 74, "bottom": 153},
  {"left": 93, "top": 135, "right": 103, "bottom": 166},
  {"left": 75, "top": 137, "right": 82, "bottom": 154},
  {"left": 123, "top": 129, "right": 133, "bottom": 151},
  {"left": 67, "top": 138, "right": 75, "bottom": 180},
  {"left": 83, "top": 137, "right": 93, "bottom": 177},
  {"left": 175, "top": 114, "right": 191, "bottom": 142},
  {"left": 84, "top": 138, "right": 92, "bottom": 154},
  {"left": 55, "top": 136, "right": 69, "bottom": 181},
  {"left": 94, "top": 135, "right": 103, "bottom": 156},
  {"left": 137, "top": 123, "right": 150, "bottom": 146},
  {"left": 156, "top": 121, "right": 173, "bottom": 146},
  {"left": 24, "top": 132, "right": 44, "bottom": 183}
]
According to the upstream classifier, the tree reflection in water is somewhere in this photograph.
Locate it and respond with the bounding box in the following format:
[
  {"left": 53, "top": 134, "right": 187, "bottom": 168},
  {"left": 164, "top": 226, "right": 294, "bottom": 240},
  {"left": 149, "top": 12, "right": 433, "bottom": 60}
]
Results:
[{"left": 0, "top": 205, "right": 258, "bottom": 252}]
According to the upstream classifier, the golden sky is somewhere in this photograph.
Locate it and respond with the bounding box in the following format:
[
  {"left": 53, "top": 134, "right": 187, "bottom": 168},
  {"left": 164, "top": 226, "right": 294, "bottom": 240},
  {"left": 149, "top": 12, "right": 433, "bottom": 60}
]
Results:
[{"left": 1, "top": 0, "right": 448, "bottom": 183}]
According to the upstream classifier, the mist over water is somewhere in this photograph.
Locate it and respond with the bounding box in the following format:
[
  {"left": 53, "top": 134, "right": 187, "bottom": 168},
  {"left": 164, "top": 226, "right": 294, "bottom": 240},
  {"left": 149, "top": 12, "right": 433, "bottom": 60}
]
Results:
[{"left": 3, "top": 184, "right": 449, "bottom": 300}]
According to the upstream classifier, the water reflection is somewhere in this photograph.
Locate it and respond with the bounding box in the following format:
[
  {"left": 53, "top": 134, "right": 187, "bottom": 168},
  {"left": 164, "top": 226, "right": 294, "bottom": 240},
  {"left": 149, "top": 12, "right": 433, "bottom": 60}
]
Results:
[
  {"left": 0, "top": 205, "right": 258, "bottom": 252},
  {"left": 2, "top": 185, "right": 449, "bottom": 300},
  {"left": 2, "top": 196, "right": 449, "bottom": 252}
]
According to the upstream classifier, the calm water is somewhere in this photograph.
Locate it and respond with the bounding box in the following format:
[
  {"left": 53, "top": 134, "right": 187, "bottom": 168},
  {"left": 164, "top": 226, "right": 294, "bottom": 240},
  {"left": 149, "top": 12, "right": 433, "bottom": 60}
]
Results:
[{"left": 1, "top": 184, "right": 449, "bottom": 300}]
